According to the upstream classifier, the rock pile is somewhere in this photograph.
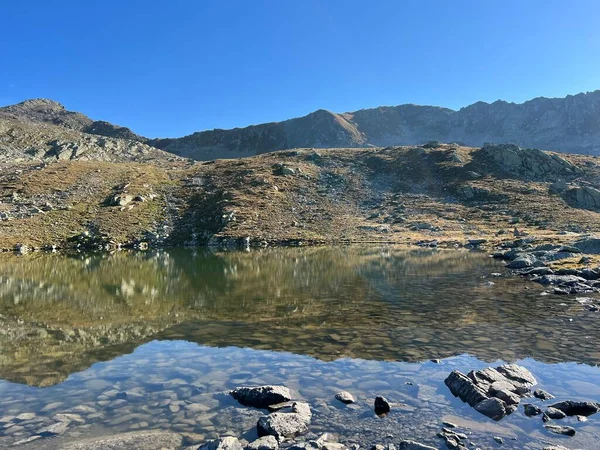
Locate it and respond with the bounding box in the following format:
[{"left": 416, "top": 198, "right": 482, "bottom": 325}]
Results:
[{"left": 444, "top": 364, "right": 537, "bottom": 420}]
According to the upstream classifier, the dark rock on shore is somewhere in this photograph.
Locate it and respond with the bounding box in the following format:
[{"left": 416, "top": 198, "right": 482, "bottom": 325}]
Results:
[{"left": 230, "top": 386, "right": 292, "bottom": 409}]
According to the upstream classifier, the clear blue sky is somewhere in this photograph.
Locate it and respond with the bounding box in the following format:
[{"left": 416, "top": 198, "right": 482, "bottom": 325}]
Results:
[{"left": 1, "top": 0, "right": 599, "bottom": 138}]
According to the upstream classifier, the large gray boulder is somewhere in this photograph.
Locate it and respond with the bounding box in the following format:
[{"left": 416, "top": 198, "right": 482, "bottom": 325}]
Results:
[
  {"left": 445, "top": 364, "right": 536, "bottom": 420},
  {"left": 257, "top": 402, "right": 311, "bottom": 442},
  {"left": 198, "top": 437, "right": 244, "bottom": 450},
  {"left": 230, "top": 386, "right": 292, "bottom": 409},
  {"left": 566, "top": 185, "right": 600, "bottom": 210}
]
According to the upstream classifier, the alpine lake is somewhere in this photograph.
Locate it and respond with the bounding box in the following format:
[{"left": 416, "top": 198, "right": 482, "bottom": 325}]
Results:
[{"left": 0, "top": 247, "right": 599, "bottom": 449}]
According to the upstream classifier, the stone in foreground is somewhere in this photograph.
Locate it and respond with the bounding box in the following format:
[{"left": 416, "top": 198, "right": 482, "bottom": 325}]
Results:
[
  {"left": 257, "top": 402, "right": 311, "bottom": 441},
  {"left": 445, "top": 364, "right": 536, "bottom": 420},
  {"left": 198, "top": 437, "right": 243, "bottom": 450},
  {"left": 374, "top": 396, "right": 391, "bottom": 416},
  {"left": 397, "top": 440, "right": 437, "bottom": 450},
  {"left": 544, "top": 424, "right": 576, "bottom": 436},
  {"left": 334, "top": 391, "right": 355, "bottom": 404},
  {"left": 230, "top": 386, "right": 292, "bottom": 409},
  {"left": 549, "top": 400, "right": 600, "bottom": 417},
  {"left": 474, "top": 397, "right": 507, "bottom": 421},
  {"left": 247, "top": 436, "right": 279, "bottom": 450}
]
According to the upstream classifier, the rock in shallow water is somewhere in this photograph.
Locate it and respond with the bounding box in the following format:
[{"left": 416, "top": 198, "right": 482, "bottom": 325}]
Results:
[
  {"left": 549, "top": 400, "right": 600, "bottom": 417},
  {"left": 523, "top": 403, "right": 542, "bottom": 416},
  {"left": 445, "top": 364, "right": 536, "bottom": 420},
  {"left": 474, "top": 397, "right": 507, "bottom": 421},
  {"left": 334, "top": 391, "right": 355, "bottom": 404},
  {"left": 247, "top": 435, "right": 279, "bottom": 450},
  {"left": 257, "top": 401, "right": 311, "bottom": 441},
  {"left": 533, "top": 389, "right": 555, "bottom": 400},
  {"left": 60, "top": 431, "right": 183, "bottom": 449},
  {"left": 374, "top": 396, "right": 391, "bottom": 416},
  {"left": 544, "top": 424, "right": 576, "bottom": 436},
  {"left": 230, "top": 386, "right": 292, "bottom": 409}
]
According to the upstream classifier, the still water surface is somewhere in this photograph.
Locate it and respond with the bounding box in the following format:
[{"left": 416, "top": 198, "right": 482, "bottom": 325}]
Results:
[{"left": 0, "top": 248, "right": 599, "bottom": 448}]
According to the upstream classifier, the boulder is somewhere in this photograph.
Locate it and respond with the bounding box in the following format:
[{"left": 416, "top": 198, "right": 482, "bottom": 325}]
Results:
[
  {"left": 230, "top": 386, "right": 292, "bottom": 409},
  {"left": 523, "top": 404, "right": 542, "bottom": 416},
  {"left": 246, "top": 436, "right": 279, "bottom": 450},
  {"left": 533, "top": 389, "right": 554, "bottom": 400},
  {"left": 397, "top": 441, "right": 437, "bottom": 450},
  {"left": 199, "top": 437, "right": 244, "bottom": 450},
  {"left": 474, "top": 397, "right": 507, "bottom": 421},
  {"left": 549, "top": 400, "right": 600, "bottom": 417},
  {"left": 495, "top": 364, "right": 537, "bottom": 389},
  {"left": 334, "top": 391, "right": 355, "bottom": 404},
  {"left": 544, "top": 425, "right": 576, "bottom": 436},
  {"left": 506, "top": 254, "right": 537, "bottom": 269},
  {"left": 257, "top": 402, "right": 311, "bottom": 442},
  {"left": 444, "top": 370, "right": 488, "bottom": 407},
  {"left": 111, "top": 194, "right": 133, "bottom": 207},
  {"left": 566, "top": 186, "right": 600, "bottom": 210},
  {"left": 374, "top": 396, "right": 391, "bottom": 415},
  {"left": 543, "top": 407, "right": 567, "bottom": 421}
]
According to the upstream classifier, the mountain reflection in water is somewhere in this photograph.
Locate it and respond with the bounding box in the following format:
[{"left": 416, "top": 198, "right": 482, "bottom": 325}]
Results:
[{"left": 0, "top": 247, "right": 599, "bottom": 388}]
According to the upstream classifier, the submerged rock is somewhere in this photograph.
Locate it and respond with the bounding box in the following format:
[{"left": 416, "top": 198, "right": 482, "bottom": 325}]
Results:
[
  {"left": 544, "top": 424, "right": 576, "bottom": 436},
  {"left": 60, "top": 431, "right": 183, "bottom": 450},
  {"left": 230, "top": 386, "right": 292, "bottom": 409}
]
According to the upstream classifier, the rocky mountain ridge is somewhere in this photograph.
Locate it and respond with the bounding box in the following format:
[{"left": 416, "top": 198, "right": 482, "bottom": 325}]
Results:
[
  {"left": 149, "top": 90, "right": 600, "bottom": 159},
  {"left": 3, "top": 90, "right": 600, "bottom": 161}
]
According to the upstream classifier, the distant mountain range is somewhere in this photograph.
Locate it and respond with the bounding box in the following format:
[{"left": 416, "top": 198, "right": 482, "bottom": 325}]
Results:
[{"left": 2, "top": 91, "right": 600, "bottom": 160}]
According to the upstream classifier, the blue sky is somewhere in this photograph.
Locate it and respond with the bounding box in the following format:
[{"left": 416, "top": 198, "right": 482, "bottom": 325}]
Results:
[{"left": 1, "top": 0, "right": 599, "bottom": 137}]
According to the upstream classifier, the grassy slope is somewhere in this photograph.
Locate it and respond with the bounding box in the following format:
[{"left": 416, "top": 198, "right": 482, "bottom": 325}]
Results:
[{"left": 1, "top": 144, "right": 600, "bottom": 251}]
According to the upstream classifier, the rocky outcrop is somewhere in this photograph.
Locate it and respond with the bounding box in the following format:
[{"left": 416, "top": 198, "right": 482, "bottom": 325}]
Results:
[
  {"left": 230, "top": 386, "right": 292, "bottom": 409},
  {"left": 444, "top": 364, "right": 536, "bottom": 420},
  {"left": 479, "top": 144, "right": 581, "bottom": 180},
  {"left": 146, "top": 90, "right": 600, "bottom": 159},
  {"left": 565, "top": 186, "right": 600, "bottom": 210},
  {"left": 257, "top": 402, "right": 312, "bottom": 441}
]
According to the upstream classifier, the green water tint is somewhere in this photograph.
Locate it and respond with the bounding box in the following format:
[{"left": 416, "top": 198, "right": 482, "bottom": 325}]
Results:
[{"left": 0, "top": 248, "right": 599, "bottom": 448}]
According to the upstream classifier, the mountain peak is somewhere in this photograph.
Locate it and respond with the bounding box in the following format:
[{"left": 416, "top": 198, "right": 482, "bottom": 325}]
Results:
[{"left": 13, "top": 98, "right": 66, "bottom": 110}]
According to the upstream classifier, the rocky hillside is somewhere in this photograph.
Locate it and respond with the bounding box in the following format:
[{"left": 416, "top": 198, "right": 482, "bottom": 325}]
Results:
[
  {"left": 149, "top": 91, "right": 600, "bottom": 159},
  {"left": 0, "top": 101, "right": 178, "bottom": 164},
  {"left": 2, "top": 140, "right": 600, "bottom": 252},
  {"left": 0, "top": 99, "right": 145, "bottom": 141}
]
